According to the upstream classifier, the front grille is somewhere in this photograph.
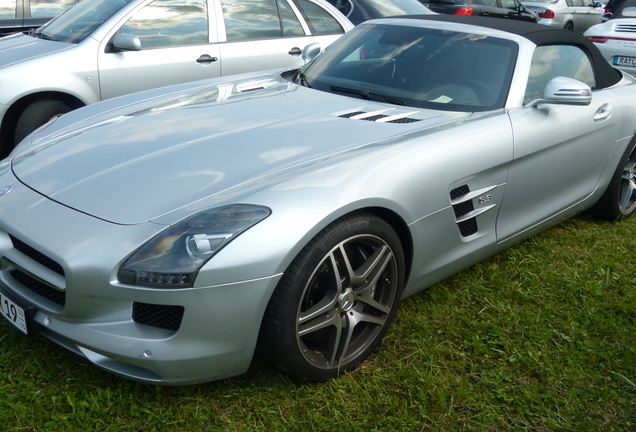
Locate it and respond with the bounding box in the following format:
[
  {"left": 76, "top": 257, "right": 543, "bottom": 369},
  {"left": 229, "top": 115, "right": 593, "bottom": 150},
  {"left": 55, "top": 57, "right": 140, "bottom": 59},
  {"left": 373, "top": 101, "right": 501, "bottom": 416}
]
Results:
[
  {"left": 133, "top": 302, "right": 184, "bottom": 331},
  {"left": 7, "top": 235, "right": 66, "bottom": 306},
  {"left": 9, "top": 235, "right": 64, "bottom": 276},
  {"left": 9, "top": 270, "right": 66, "bottom": 305}
]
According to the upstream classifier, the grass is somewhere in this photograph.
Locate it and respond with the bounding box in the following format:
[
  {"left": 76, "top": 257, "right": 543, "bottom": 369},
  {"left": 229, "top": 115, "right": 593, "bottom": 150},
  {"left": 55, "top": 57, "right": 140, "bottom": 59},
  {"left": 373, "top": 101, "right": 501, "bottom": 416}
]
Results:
[{"left": 1, "top": 214, "right": 635, "bottom": 431}]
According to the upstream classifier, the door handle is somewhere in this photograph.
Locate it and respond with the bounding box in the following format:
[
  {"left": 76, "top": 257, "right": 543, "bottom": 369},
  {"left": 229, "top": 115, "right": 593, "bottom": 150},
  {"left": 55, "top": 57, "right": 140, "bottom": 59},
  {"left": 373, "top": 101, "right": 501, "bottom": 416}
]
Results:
[
  {"left": 197, "top": 54, "right": 218, "bottom": 64},
  {"left": 288, "top": 47, "right": 302, "bottom": 56},
  {"left": 594, "top": 104, "right": 612, "bottom": 122}
]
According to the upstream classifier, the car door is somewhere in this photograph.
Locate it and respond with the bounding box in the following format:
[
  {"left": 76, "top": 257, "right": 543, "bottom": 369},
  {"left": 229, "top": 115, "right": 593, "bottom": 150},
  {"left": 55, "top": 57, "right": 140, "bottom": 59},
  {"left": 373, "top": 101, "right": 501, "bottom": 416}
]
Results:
[
  {"left": 497, "top": 44, "right": 621, "bottom": 241},
  {"left": 216, "top": 0, "right": 344, "bottom": 76},
  {"left": 97, "top": 0, "right": 221, "bottom": 101}
]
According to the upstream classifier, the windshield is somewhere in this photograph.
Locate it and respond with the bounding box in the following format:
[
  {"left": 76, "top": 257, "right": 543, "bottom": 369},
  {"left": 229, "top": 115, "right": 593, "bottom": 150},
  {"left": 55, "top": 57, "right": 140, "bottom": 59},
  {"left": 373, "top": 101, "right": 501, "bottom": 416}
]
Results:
[
  {"left": 35, "top": 0, "right": 135, "bottom": 43},
  {"left": 297, "top": 23, "right": 518, "bottom": 112}
]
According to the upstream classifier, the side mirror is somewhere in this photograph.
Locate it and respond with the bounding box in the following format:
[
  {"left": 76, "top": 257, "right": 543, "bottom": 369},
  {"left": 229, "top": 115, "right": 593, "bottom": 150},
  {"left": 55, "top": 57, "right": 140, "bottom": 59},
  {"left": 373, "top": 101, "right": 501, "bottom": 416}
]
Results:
[
  {"left": 595, "top": 1, "right": 603, "bottom": 7},
  {"left": 519, "top": 4, "right": 526, "bottom": 12},
  {"left": 111, "top": 34, "right": 141, "bottom": 52},
  {"left": 302, "top": 43, "right": 322, "bottom": 63},
  {"left": 527, "top": 76, "right": 592, "bottom": 107}
]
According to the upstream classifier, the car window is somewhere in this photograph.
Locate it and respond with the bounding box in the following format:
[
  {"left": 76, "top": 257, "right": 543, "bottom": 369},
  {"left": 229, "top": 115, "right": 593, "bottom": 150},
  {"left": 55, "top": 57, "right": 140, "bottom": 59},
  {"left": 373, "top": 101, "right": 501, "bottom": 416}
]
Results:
[
  {"left": 500, "top": 0, "right": 518, "bottom": 9},
  {"left": 482, "top": 0, "right": 497, "bottom": 7},
  {"left": 292, "top": 0, "right": 345, "bottom": 35},
  {"left": 221, "top": 0, "right": 284, "bottom": 41},
  {"left": 620, "top": 6, "right": 636, "bottom": 15},
  {"left": 300, "top": 24, "right": 518, "bottom": 112},
  {"left": 0, "top": 0, "right": 16, "bottom": 19},
  {"left": 524, "top": 45, "right": 596, "bottom": 104},
  {"left": 119, "top": 0, "right": 208, "bottom": 49},
  {"left": 37, "top": 0, "right": 134, "bottom": 43},
  {"left": 30, "top": 0, "right": 76, "bottom": 18},
  {"left": 277, "top": 0, "right": 305, "bottom": 36}
]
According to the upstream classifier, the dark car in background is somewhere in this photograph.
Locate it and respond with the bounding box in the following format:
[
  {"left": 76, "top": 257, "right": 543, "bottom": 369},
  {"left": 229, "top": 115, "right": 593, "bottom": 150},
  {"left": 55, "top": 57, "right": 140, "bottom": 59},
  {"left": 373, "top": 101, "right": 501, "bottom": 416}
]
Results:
[
  {"left": 425, "top": 0, "right": 536, "bottom": 21},
  {"left": 0, "top": 0, "right": 77, "bottom": 37},
  {"left": 326, "top": 0, "right": 433, "bottom": 25}
]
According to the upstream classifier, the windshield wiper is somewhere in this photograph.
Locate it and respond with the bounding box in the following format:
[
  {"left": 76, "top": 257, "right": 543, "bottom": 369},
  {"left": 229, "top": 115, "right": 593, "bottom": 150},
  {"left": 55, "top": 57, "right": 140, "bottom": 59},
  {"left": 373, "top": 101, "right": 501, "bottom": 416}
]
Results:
[
  {"left": 330, "top": 86, "right": 405, "bottom": 106},
  {"left": 31, "top": 29, "right": 55, "bottom": 40},
  {"left": 296, "top": 70, "right": 312, "bottom": 88}
]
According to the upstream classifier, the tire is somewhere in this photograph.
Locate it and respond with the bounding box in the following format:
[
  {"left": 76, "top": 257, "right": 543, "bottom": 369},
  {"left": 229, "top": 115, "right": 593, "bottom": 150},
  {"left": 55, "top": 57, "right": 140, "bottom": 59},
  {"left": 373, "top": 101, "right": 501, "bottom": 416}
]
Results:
[
  {"left": 14, "top": 99, "right": 73, "bottom": 145},
  {"left": 260, "top": 212, "right": 405, "bottom": 382},
  {"left": 591, "top": 139, "right": 636, "bottom": 221},
  {"left": 564, "top": 21, "right": 574, "bottom": 31}
]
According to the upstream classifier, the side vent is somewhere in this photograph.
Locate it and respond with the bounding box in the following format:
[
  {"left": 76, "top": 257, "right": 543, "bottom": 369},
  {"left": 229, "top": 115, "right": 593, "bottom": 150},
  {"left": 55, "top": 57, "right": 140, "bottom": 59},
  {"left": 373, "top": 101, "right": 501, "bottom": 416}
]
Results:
[
  {"left": 449, "top": 184, "right": 498, "bottom": 238},
  {"left": 450, "top": 185, "right": 478, "bottom": 237}
]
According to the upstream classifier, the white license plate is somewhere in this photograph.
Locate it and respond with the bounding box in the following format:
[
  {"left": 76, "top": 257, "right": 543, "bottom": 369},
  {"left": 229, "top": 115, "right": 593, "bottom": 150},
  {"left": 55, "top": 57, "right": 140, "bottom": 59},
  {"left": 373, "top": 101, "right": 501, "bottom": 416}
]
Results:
[
  {"left": 0, "top": 290, "right": 28, "bottom": 335},
  {"left": 614, "top": 56, "right": 636, "bottom": 67}
]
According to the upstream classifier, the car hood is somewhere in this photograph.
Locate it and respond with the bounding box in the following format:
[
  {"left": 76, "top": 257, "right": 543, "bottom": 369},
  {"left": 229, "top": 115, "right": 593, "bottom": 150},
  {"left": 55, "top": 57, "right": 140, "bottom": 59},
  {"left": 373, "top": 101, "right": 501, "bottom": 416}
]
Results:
[
  {"left": 0, "top": 33, "right": 72, "bottom": 68},
  {"left": 11, "top": 75, "right": 470, "bottom": 225}
]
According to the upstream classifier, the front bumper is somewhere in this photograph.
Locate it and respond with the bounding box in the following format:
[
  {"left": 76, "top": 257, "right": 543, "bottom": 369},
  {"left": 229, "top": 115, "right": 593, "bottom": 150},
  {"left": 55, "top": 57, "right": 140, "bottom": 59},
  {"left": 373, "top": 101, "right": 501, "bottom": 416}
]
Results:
[{"left": 0, "top": 172, "right": 281, "bottom": 385}]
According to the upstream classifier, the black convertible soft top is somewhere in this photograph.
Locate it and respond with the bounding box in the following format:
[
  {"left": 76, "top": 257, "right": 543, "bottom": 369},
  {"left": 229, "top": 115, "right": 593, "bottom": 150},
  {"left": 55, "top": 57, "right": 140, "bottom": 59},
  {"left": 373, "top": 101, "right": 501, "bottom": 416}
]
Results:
[{"left": 396, "top": 15, "right": 623, "bottom": 89}]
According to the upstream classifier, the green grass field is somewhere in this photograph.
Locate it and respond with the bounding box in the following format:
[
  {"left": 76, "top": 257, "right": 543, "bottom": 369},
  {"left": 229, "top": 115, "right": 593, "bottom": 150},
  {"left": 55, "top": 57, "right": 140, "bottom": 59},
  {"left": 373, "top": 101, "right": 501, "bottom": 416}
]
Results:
[{"left": 1, "top": 214, "right": 635, "bottom": 431}]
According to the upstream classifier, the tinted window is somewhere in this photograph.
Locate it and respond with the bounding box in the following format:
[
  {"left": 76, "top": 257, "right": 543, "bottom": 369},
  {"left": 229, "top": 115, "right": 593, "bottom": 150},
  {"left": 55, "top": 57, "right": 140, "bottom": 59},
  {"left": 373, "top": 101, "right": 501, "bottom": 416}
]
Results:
[
  {"left": 524, "top": 45, "right": 596, "bottom": 104},
  {"left": 292, "top": 0, "right": 344, "bottom": 35},
  {"left": 278, "top": 0, "right": 304, "bottom": 36},
  {"left": 299, "top": 24, "right": 518, "bottom": 112},
  {"left": 37, "top": 0, "right": 134, "bottom": 43},
  {"left": 120, "top": 0, "right": 208, "bottom": 49},
  {"left": 221, "top": 0, "right": 282, "bottom": 41},
  {"left": 30, "top": 0, "right": 76, "bottom": 18},
  {"left": 0, "top": 0, "right": 16, "bottom": 19}
]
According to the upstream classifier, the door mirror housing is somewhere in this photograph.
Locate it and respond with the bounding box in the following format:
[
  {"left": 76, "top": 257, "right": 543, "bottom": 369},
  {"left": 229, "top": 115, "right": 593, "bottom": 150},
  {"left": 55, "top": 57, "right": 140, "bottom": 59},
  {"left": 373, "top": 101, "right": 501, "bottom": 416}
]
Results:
[
  {"left": 526, "top": 76, "right": 592, "bottom": 107},
  {"left": 302, "top": 43, "right": 322, "bottom": 63},
  {"left": 111, "top": 34, "right": 142, "bottom": 52}
]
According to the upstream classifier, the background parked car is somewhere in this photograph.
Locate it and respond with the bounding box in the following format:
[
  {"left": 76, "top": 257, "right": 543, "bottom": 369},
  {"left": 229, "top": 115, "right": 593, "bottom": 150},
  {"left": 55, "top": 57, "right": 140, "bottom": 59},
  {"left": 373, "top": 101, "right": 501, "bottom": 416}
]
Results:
[
  {"left": 585, "top": 0, "right": 636, "bottom": 72},
  {"left": 523, "top": 0, "right": 604, "bottom": 31},
  {"left": 425, "top": 0, "right": 535, "bottom": 21},
  {"left": 0, "top": 0, "right": 78, "bottom": 37},
  {"left": 326, "top": 0, "right": 433, "bottom": 25},
  {"left": 0, "top": 0, "right": 353, "bottom": 158}
]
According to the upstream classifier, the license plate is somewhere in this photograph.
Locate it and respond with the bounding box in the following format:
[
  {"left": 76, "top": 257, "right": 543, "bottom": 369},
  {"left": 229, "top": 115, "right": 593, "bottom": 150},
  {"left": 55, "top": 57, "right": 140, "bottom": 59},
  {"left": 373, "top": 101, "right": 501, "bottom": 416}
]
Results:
[
  {"left": 0, "top": 290, "right": 29, "bottom": 335},
  {"left": 614, "top": 56, "right": 636, "bottom": 67}
]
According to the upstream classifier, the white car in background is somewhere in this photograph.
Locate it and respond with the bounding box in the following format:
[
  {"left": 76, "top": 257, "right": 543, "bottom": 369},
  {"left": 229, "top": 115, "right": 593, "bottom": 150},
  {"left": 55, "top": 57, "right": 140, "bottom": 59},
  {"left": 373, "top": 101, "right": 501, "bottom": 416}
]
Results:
[
  {"left": 523, "top": 0, "right": 604, "bottom": 31},
  {"left": 585, "top": 0, "right": 636, "bottom": 73},
  {"left": 0, "top": 0, "right": 353, "bottom": 157}
]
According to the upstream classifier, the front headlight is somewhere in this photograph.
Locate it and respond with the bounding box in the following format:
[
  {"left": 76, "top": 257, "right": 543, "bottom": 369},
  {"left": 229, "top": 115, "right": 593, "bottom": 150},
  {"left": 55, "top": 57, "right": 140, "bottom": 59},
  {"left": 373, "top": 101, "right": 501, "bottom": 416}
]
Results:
[{"left": 118, "top": 204, "right": 271, "bottom": 288}]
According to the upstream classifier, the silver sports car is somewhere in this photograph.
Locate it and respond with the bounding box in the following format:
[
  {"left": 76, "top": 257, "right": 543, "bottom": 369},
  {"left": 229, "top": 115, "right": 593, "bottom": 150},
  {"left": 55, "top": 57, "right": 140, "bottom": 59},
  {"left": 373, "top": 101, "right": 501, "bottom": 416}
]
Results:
[{"left": 1, "top": 15, "right": 635, "bottom": 385}]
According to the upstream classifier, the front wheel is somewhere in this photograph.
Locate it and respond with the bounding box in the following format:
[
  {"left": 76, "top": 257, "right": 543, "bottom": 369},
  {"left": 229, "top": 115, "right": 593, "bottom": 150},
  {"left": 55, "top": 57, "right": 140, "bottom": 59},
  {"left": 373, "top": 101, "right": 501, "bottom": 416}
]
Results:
[
  {"left": 591, "top": 139, "right": 636, "bottom": 221},
  {"left": 260, "top": 212, "right": 405, "bottom": 382},
  {"left": 14, "top": 99, "right": 74, "bottom": 145}
]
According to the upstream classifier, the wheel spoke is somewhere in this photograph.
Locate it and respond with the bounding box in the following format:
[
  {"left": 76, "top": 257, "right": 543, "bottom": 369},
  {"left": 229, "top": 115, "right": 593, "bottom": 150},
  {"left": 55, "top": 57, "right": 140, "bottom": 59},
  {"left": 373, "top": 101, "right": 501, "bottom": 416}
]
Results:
[
  {"left": 298, "top": 253, "right": 342, "bottom": 325},
  {"left": 298, "top": 309, "right": 341, "bottom": 337},
  {"left": 354, "top": 246, "right": 394, "bottom": 314}
]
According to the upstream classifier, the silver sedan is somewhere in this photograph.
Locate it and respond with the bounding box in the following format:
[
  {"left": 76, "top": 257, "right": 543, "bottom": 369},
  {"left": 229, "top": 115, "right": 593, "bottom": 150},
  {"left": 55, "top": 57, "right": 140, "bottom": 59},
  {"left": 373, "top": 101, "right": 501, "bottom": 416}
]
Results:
[
  {"left": 0, "top": 0, "right": 353, "bottom": 157},
  {"left": 0, "top": 15, "right": 635, "bottom": 385}
]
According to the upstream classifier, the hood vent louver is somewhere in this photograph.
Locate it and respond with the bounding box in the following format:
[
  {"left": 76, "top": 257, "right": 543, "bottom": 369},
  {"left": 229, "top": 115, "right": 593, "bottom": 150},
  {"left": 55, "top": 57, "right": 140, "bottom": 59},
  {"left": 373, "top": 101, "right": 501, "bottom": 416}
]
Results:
[{"left": 338, "top": 109, "right": 422, "bottom": 124}]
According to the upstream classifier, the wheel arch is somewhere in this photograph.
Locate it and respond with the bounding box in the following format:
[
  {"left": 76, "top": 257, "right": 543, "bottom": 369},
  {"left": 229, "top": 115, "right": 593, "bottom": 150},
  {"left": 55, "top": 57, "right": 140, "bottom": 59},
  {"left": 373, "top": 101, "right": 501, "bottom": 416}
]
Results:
[
  {"left": 0, "top": 91, "right": 85, "bottom": 157},
  {"left": 362, "top": 206, "right": 414, "bottom": 285}
]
